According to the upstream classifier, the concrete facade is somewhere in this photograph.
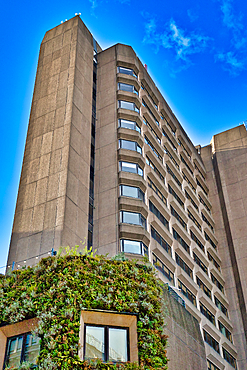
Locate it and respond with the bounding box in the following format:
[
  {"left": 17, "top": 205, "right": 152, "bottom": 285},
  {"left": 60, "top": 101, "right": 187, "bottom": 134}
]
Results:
[
  {"left": 201, "top": 126, "right": 247, "bottom": 370},
  {"left": 6, "top": 16, "right": 246, "bottom": 370}
]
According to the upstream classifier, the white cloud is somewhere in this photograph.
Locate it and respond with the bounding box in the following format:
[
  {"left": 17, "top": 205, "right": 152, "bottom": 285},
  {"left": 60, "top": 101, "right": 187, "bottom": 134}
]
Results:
[
  {"left": 216, "top": 52, "right": 246, "bottom": 75},
  {"left": 89, "top": 0, "right": 98, "bottom": 16},
  {"left": 216, "top": 0, "right": 247, "bottom": 74},
  {"left": 143, "top": 17, "right": 211, "bottom": 69}
]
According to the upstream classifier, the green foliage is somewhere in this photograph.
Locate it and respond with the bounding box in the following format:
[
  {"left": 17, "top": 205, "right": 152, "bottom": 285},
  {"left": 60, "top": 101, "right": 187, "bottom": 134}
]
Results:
[{"left": 0, "top": 253, "right": 168, "bottom": 370}]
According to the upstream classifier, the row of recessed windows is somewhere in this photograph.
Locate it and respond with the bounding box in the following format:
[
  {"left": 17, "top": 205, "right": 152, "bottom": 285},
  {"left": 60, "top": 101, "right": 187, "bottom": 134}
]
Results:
[
  {"left": 118, "top": 168, "right": 221, "bottom": 289},
  {"left": 204, "top": 330, "right": 236, "bottom": 369},
  {"left": 117, "top": 113, "right": 210, "bottom": 209},
  {"left": 117, "top": 66, "right": 208, "bottom": 191}
]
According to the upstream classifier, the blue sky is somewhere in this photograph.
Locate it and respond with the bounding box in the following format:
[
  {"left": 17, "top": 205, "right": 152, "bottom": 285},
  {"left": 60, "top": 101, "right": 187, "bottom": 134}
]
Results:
[{"left": 0, "top": 0, "right": 247, "bottom": 271}]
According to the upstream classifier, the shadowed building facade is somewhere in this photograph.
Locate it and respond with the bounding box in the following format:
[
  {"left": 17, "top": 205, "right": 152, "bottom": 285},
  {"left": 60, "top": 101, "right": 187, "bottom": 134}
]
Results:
[{"left": 5, "top": 16, "right": 247, "bottom": 370}]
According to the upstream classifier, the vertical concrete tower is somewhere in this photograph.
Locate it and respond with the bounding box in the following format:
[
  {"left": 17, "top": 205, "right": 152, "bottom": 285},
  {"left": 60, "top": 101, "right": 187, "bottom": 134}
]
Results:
[
  {"left": 201, "top": 126, "right": 247, "bottom": 370},
  {"left": 7, "top": 17, "right": 101, "bottom": 267}
]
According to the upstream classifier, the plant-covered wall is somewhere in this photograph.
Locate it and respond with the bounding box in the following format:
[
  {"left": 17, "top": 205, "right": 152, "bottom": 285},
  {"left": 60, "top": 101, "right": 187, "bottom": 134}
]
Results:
[{"left": 0, "top": 252, "right": 168, "bottom": 370}]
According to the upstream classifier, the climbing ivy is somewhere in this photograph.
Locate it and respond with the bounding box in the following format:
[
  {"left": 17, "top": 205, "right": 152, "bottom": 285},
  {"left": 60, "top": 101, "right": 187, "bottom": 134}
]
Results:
[{"left": 0, "top": 253, "right": 168, "bottom": 370}]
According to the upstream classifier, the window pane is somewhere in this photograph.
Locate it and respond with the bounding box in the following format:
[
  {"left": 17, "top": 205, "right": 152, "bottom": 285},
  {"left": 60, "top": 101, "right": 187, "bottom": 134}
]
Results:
[
  {"left": 121, "top": 162, "right": 137, "bottom": 173},
  {"left": 24, "top": 334, "right": 40, "bottom": 364},
  {"left": 85, "top": 326, "right": 105, "bottom": 361},
  {"left": 121, "top": 240, "right": 142, "bottom": 254},
  {"left": 118, "top": 66, "right": 133, "bottom": 75},
  {"left": 122, "top": 211, "right": 140, "bottom": 225},
  {"left": 6, "top": 336, "right": 23, "bottom": 368},
  {"left": 121, "top": 185, "right": 138, "bottom": 198},
  {"left": 119, "top": 119, "right": 135, "bottom": 130},
  {"left": 119, "top": 83, "right": 134, "bottom": 93},
  {"left": 109, "top": 328, "right": 127, "bottom": 362},
  {"left": 119, "top": 101, "right": 135, "bottom": 110},
  {"left": 120, "top": 140, "right": 136, "bottom": 151}
]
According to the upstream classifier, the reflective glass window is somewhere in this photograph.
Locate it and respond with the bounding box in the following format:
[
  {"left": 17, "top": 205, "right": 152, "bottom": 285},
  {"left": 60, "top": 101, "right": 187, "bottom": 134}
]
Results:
[
  {"left": 118, "top": 100, "right": 139, "bottom": 113},
  {"left": 85, "top": 326, "right": 105, "bottom": 361},
  {"left": 84, "top": 325, "right": 128, "bottom": 363},
  {"left": 118, "top": 83, "right": 138, "bottom": 95},
  {"left": 119, "top": 139, "right": 142, "bottom": 154},
  {"left": 4, "top": 333, "right": 40, "bottom": 368},
  {"left": 120, "top": 211, "right": 146, "bottom": 228},
  {"left": 120, "top": 185, "right": 145, "bottom": 202},
  {"left": 117, "top": 66, "right": 137, "bottom": 78},
  {"left": 118, "top": 119, "right": 141, "bottom": 133},
  {"left": 121, "top": 239, "right": 147, "bottom": 255}
]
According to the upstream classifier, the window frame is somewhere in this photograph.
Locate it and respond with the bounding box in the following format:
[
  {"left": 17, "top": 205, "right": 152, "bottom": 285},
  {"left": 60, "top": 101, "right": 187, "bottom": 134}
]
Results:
[
  {"left": 0, "top": 318, "right": 39, "bottom": 370},
  {"left": 79, "top": 311, "right": 138, "bottom": 364},
  {"left": 83, "top": 324, "right": 130, "bottom": 363}
]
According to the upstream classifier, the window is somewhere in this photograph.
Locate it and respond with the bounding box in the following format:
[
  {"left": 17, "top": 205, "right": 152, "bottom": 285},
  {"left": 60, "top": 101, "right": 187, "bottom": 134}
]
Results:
[
  {"left": 190, "top": 230, "right": 204, "bottom": 252},
  {"left": 180, "top": 155, "right": 193, "bottom": 175},
  {"left": 164, "top": 145, "right": 179, "bottom": 169},
  {"left": 178, "top": 279, "right": 197, "bottom": 307},
  {"left": 149, "top": 201, "right": 169, "bottom": 230},
  {"left": 196, "top": 178, "right": 208, "bottom": 195},
  {"left": 118, "top": 119, "right": 141, "bottom": 133},
  {"left": 118, "top": 82, "right": 138, "bottom": 95},
  {"left": 203, "top": 330, "right": 220, "bottom": 354},
  {"left": 207, "top": 360, "right": 220, "bottom": 370},
  {"left": 222, "top": 348, "right": 237, "bottom": 369},
  {"left": 171, "top": 206, "right": 187, "bottom": 231},
  {"left": 183, "top": 172, "right": 196, "bottom": 193},
  {"left": 218, "top": 321, "right": 232, "bottom": 343},
  {"left": 4, "top": 333, "right": 40, "bottom": 369},
  {"left": 80, "top": 311, "right": 138, "bottom": 364},
  {"left": 196, "top": 277, "right": 211, "bottom": 299},
  {"left": 200, "top": 302, "right": 216, "bottom": 325},
  {"left": 194, "top": 162, "right": 206, "bottom": 180},
  {"left": 119, "top": 185, "right": 145, "bottom": 202},
  {"left": 84, "top": 325, "right": 128, "bottom": 362},
  {"left": 119, "top": 139, "right": 142, "bottom": 154},
  {"left": 148, "top": 177, "right": 167, "bottom": 205},
  {"left": 202, "top": 212, "right": 214, "bottom": 232},
  {"left": 166, "top": 164, "right": 182, "bottom": 188},
  {"left": 172, "top": 228, "right": 190, "bottom": 254},
  {"left": 205, "top": 232, "right": 217, "bottom": 250},
  {"left": 199, "top": 194, "right": 211, "bottom": 213},
  {"left": 208, "top": 252, "right": 221, "bottom": 272},
  {"left": 211, "top": 273, "right": 224, "bottom": 293},
  {"left": 146, "top": 157, "right": 165, "bottom": 183},
  {"left": 144, "top": 136, "right": 162, "bottom": 161},
  {"left": 119, "top": 161, "right": 143, "bottom": 176},
  {"left": 118, "top": 100, "right": 139, "bottom": 113},
  {"left": 142, "top": 100, "right": 159, "bottom": 126},
  {"left": 153, "top": 254, "right": 174, "bottom": 284},
  {"left": 141, "top": 84, "right": 158, "bottom": 109},
  {"left": 168, "top": 185, "right": 184, "bottom": 208},
  {"left": 193, "top": 252, "right": 208, "bottom": 275},
  {"left": 120, "top": 211, "right": 146, "bottom": 229},
  {"left": 143, "top": 118, "right": 161, "bottom": 143},
  {"left": 121, "top": 239, "right": 148, "bottom": 255},
  {"left": 214, "top": 296, "right": 228, "bottom": 317},
  {"left": 175, "top": 253, "right": 193, "bottom": 278},
  {"left": 151, "top": 226, "right": 172, "bottom": 256},
  {"left": 117, "top": 66, "right": 137, "bottom": 78},
  {"left": 185, "top": 190, "right": 199, "bottom": 211},
  {"left": 178, "top": 138, "right": 191, "bottom": 159},
  {"left": 162, "top": 129, "right": 177, "bottom": 151}
]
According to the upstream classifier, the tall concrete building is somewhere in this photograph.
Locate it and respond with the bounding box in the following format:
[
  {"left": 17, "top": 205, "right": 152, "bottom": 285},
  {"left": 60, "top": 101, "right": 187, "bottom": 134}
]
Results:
[{"left": 6, "top": 16, "right": 247, "bottom": 370}]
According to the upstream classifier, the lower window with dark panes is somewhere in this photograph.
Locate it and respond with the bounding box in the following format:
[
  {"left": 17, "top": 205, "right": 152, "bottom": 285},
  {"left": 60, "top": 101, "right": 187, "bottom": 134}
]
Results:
[
  {"left": 84, "top": 325, "right": 129, "bottom": 363},
  {"left": 222, "top": 347, "right": 237, "bottom": 369},
  {"left": 121, "top": 239, "right": 148, "bottom": 256},
  {"left": 207, "top": 360, "right": 220, "bottom": 370},
  {"left": 4, "top": 333, "right": 40, "bottom": 369},
  {"left": 203, "top": 329, "right": 220, "bottom": 354}
]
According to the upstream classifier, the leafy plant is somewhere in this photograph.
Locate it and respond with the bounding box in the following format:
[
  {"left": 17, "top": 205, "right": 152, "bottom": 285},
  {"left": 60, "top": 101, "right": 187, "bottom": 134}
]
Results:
[{"left": 0, "top": 252, "right": 168, "bottom": 370}]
